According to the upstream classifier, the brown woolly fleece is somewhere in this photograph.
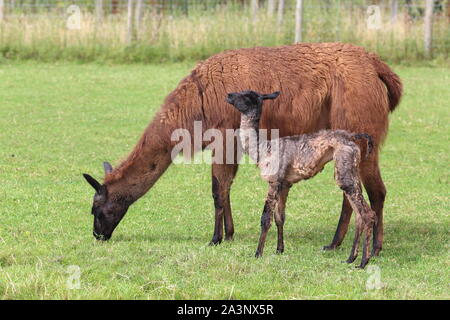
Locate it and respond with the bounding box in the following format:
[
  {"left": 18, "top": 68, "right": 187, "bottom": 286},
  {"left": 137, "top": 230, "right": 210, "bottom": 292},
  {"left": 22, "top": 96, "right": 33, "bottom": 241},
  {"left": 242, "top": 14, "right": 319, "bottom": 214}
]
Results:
[
  {"left": 154, "top": 42, "right": 401, "bottom": 143},
  {"left": 86, "top": 42, "right": 402, "bottom": 250}
]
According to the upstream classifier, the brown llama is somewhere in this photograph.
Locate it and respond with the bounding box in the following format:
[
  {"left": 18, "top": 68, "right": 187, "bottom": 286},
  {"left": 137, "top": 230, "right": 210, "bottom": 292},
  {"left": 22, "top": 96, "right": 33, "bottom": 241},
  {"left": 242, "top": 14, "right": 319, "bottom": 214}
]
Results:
[
  {"left": 226, "top": 90, "right": 376, "bottom": 268},
  {"left": 82, "top": 42, "right": 402, "bottom": 256}
]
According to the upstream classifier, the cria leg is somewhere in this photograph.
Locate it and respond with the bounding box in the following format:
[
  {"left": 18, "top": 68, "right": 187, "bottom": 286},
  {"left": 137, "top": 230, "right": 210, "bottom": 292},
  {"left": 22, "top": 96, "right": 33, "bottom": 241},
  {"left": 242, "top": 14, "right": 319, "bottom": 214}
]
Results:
[
  {"left": 334, "top": 146, "right": 375, "bottom": 268},
  {"left": 255, "top": 182, "right": 282, "bottom": 257},
  {"left": 360, "top": 157, "right": 386, "bottom": 256},
  {"left": 344, "top": 192, "right": 375, "bottom": 268},
  {"left": 274, "top": 183, "right": 291, "bottom": 254},
  {"left": 323, "top": 194, "right": 353, "bottom": 250}
]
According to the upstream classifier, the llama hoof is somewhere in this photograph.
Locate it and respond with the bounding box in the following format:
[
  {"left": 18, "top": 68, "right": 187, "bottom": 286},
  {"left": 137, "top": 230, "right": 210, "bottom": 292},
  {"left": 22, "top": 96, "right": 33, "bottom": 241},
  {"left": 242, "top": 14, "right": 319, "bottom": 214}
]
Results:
[
  {"left": 209, "top": 238, "right": 222, "bottom": 246},
  {"left": 322, "top": 244, "right": 337, "bottom": 251},
  {"left": 276, "top": 248, "right": 284, "bottom": 254},
  {"left": 224, "top": 235, "right": 234, "bottom": 242},
  {"left": 344, "top": 256, "right": 357, "bottom": 264},
  {"left": 355, "top": 262, "right": 368, "bottom": 269},
  {"left": 255, "top": 251, "right": 263, "bottom": 258},
  {"left": 372, "top": 247, "right": 382, "bottom": 256}
]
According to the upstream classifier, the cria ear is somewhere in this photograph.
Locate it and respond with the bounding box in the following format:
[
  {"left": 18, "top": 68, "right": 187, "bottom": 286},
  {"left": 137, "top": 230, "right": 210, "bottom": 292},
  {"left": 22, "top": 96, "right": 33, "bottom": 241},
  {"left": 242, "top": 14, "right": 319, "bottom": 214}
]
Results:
[
  {"left": 261, "top": 91, "right": 280, "bottom": 100},
  {"left": 103, "top": 162, "right": 113, "bottom": 175},
  {"left": 83, "top": 174, "right": 101, "bottom": 193}
]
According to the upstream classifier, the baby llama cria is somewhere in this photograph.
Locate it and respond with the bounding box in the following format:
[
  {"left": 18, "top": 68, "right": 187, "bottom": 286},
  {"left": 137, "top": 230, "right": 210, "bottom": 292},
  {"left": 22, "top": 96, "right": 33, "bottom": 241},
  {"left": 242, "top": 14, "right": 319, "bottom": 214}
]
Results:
[{"left": 226, "top": 90, "right": 377, "bottom": 268}]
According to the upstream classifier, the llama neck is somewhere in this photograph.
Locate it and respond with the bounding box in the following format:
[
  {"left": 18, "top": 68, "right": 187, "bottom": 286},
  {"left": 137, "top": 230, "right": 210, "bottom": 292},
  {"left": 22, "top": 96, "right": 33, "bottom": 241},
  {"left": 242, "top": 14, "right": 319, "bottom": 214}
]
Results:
[
  {"left": 103, "top": 71, "right": 206, "bottom": 204},
  {"left": 104, "top": 120, "right": 173, "bottom": 204},
  {"left": 239, "top": 114, "right": 261, "bottom": 163}
]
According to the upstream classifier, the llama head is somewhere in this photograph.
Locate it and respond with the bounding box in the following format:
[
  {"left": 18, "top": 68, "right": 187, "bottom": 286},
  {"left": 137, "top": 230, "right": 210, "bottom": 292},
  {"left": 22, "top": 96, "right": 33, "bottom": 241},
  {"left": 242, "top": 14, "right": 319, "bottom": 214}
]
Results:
[
  {"left": 226, "top": 90, "right": 280, "bottom": 118},
  {"left": 83, "top": 162, "right": 130, "bottom": 241}
]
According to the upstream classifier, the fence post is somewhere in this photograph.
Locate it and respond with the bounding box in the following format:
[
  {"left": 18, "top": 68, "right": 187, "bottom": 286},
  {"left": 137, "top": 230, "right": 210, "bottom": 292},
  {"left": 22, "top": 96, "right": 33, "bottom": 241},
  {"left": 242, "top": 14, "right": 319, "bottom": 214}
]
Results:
[
  {"left": 251, "top": 0, "right": 258, "bottom": 21},
  {"left": 424, "top": 0, "right": 433, "bottom": 58},
  {"left": 135, "top": 0, "right": 144, "bottom": 37},
  {"left": 277, "top": 0, "right": 285, "bottom": 25},
  {"left": 0, "top": 0, "right": 4, "bottom": 22},
  {"left": 295, "top": 0, "right": 304, "bottom": 43},
  {"left": 390, "top": 0, "right": 398, "bottom": 24},
  {"left": 95, "top": 0, "right": 103, "bottom": 23},
  {"left": 336, "top": 0, "right": 341, "bottom": 41},
  {"left": 268, "top": 0, "right": 275, "bottom": 16},
  {"left": 126, "top": 0, "right": 134, "bottom": 45}
]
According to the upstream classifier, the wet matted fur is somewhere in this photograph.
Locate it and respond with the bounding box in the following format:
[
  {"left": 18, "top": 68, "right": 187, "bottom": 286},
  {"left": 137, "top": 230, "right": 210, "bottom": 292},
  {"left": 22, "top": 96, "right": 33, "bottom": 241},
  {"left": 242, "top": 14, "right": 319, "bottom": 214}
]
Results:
[{"left": 227, "top": 90, "right": 376, "bottom": 268}]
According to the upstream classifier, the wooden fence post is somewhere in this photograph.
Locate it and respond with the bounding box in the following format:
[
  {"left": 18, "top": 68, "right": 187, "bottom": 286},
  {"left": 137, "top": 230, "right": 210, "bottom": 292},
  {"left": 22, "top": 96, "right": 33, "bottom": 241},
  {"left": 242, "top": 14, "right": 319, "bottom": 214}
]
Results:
[
  {"left": 126, "top": 0, "right": 134, "bottom": 45},
  {"left": 424, "top": 0, "right": 434, "bottom": 58},
  {"left": 0, "top": 0, "right": 4, "bottom": 22},
  {"left": 267, "top": 0, "right": 275, "bottom": 16},
  {"left": 277, "top": 0, "right": 285, "bottom": 25},
  {"left": 95, "top": 0, "right": 103, "bottom": 23},
  {"left": 295, "top": 0, "right": 304, "bottom": 43},
  {"left": 251, "top": 0, "right": 258, "bottom": 21},
  {"left": 135, "top": 0, "right": 144, "bottom": 37},
  {"left": 390, "top": 0, "right": 398, "bottom": 24}
]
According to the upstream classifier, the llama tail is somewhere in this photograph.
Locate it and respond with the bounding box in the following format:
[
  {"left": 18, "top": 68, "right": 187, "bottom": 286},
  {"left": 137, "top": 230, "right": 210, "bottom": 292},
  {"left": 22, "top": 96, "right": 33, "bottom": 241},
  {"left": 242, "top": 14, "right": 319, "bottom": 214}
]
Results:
[
  {"left": 352, "top": 133, "right": 374, "bottom": 159},
  {"left": 369, "top": 53, "right": 403, "bottom": 112}
]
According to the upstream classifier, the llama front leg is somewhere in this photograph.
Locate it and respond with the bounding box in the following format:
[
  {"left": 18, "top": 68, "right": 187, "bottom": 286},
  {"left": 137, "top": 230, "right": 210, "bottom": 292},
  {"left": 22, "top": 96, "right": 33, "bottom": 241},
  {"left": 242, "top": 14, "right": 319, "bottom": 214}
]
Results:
[
  {"left": 359, "top": 218, "right": 374, "bottom": 269},
  {"left": 355, "top": 194, "right": 376, "bottom": 268},
  {"left": 210, "top": 163, "right": 238, "bottom": 245},
  {"left": 274, "top": 183, "right": 291, "bottom": 254},
  {"left": 255, "top": 182, "right": 282, "bottom": 257},
  {"left": 345, "top": 199, "right": 363, "bottom": 264}
]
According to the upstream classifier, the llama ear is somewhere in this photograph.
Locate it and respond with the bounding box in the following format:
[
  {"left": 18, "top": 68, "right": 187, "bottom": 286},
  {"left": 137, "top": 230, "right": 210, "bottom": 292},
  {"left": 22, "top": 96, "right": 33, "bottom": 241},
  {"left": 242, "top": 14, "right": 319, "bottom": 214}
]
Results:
[
  {"left": 262, "top": 91, "right": 280, "bottom": 100},
  {"left": 103, "top": 162, "right": 113, "bottom": 175},
  {"left": 83, "top": 174, "right": 102, "bottom": 193}
]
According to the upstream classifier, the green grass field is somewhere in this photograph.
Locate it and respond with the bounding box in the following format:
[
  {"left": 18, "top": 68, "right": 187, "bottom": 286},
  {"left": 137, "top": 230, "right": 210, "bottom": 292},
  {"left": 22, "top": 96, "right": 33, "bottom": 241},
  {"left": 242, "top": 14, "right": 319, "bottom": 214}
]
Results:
[{"left": 0, "top": 62, "right": 449, "bottom": 299}]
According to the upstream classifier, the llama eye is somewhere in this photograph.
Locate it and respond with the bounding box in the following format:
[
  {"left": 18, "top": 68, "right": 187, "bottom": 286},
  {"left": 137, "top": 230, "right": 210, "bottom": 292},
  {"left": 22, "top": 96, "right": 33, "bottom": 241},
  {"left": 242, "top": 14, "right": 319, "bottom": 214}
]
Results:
[{"left": 149, "top": 163, "right": 157, "bottom": 171}]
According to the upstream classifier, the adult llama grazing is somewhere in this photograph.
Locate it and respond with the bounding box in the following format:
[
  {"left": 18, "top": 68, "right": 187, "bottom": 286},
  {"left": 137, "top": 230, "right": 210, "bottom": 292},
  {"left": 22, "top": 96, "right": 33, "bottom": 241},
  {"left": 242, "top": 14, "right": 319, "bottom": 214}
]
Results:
[{"left": 83, "top": 42, "right": 402, "bottom": 256}]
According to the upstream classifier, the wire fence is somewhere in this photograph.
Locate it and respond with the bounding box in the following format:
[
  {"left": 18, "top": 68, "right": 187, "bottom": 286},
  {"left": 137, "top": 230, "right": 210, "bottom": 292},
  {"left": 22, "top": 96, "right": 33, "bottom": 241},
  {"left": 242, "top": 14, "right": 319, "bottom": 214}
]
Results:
[{"left": 0, "top": 0, "right": 448, "bottom": 63}]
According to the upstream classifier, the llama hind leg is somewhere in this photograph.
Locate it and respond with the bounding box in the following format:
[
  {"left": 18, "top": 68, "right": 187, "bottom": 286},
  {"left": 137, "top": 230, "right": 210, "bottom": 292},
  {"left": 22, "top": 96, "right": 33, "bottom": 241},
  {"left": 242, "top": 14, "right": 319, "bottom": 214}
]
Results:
[
  {"left": 334, "top": 148, "right": 375, "bottom": 268},
  {"left": 256, "top": 182, "right": 281, "bottom": 257},
  {"left": 360, "top": 159, "right": 386, "bottom": 256},
  {"left": 344, "top": 192, "right": 376, "bottom": 268}
]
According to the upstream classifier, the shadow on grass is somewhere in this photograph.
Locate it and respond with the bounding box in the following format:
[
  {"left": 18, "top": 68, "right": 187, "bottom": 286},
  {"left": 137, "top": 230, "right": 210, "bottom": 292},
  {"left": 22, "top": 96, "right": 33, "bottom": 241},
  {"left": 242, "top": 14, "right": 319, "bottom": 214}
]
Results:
[
  {"left": 287, "top": 220, "right": 449, "bottom": 263},
  {"left": 111, "top": 219, "right": 448, "bottom": 266},
  {"left": 112, "top": 232, "right": 209, "bottom": 244}
]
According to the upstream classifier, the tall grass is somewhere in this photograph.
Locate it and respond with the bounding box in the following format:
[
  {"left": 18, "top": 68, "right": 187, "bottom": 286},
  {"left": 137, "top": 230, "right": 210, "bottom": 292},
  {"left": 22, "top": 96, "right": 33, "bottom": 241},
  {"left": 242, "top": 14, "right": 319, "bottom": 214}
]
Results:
[{"left": 0, "top": 3, "right": 448, "bottom": 64}]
